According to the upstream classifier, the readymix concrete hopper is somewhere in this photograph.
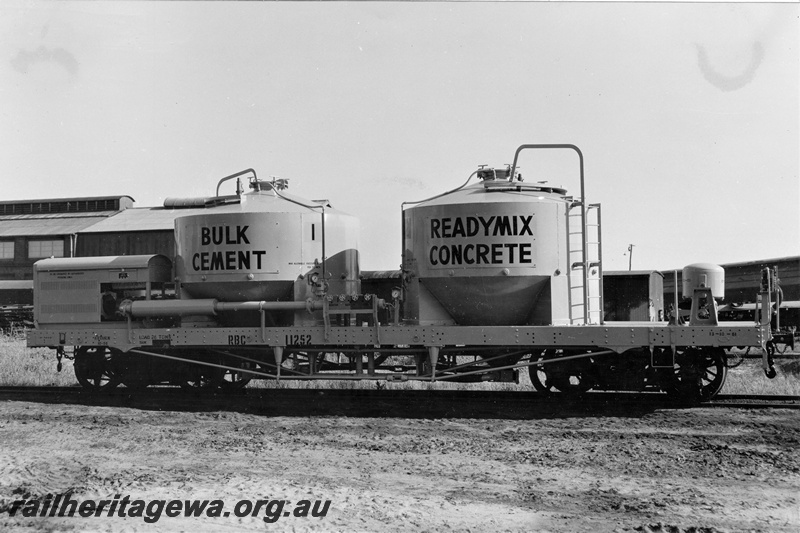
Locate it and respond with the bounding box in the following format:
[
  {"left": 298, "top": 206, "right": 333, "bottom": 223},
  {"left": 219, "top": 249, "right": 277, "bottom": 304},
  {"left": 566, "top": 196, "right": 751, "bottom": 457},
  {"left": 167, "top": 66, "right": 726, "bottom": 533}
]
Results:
[{"left": 402, "top": 144, "right": 599, "bottom": 327}]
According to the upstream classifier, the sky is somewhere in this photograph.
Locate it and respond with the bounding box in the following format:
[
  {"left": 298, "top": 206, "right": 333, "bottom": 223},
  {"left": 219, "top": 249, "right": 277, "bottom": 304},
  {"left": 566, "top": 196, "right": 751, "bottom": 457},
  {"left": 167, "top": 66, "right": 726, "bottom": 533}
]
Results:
[{"left": 1, "top": 1, "right": 798, "bottom": 272}]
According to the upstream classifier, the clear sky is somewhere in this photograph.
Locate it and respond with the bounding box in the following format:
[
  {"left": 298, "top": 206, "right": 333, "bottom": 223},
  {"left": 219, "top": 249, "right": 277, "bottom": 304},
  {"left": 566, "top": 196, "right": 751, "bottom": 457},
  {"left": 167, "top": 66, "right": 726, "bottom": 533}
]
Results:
[{"left": 2, "top": 1, "right": 797, "bottom": 272}]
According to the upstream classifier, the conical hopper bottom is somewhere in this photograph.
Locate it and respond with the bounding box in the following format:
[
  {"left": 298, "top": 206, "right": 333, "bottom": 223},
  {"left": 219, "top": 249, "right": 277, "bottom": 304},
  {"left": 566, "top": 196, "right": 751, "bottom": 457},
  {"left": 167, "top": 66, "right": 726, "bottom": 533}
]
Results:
[{"left": 423, "top": 276, "right": 550, "bottom": 326}]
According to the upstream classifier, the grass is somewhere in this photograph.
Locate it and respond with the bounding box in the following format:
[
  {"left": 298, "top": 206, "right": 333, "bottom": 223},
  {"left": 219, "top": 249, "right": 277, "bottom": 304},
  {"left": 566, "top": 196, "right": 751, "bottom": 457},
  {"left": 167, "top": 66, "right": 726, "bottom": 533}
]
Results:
[
  {"left": 1, "top": 332, "right": 798, "bottom": 395},
  {"left": 721, "top": 355, "right": 800, "bottom": 396},
  {"left": 0, "top": 332, "right": 79, "bottom": 387}
]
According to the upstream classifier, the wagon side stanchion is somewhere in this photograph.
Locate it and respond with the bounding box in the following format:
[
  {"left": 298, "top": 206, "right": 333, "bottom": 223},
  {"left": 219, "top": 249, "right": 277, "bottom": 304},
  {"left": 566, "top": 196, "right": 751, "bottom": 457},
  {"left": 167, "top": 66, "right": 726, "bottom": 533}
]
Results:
[{"left": 758, "top": 267, "right": 778, "bottom": 379}]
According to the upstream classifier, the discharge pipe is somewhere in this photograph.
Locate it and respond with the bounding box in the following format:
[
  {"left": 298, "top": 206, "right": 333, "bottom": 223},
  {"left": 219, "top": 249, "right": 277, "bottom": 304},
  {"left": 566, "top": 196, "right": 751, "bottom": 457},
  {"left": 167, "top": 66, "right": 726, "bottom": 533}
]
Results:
[{"left": 119, "top": 298, "right": 325, "bottom": 318}]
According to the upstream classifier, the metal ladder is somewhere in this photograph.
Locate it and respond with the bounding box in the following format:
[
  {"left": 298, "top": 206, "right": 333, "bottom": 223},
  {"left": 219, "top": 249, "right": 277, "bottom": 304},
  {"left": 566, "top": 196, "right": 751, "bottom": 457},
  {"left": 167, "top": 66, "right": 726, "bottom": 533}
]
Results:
[{"left": 567, "top": 202, "right": 603, "bottom": 325}]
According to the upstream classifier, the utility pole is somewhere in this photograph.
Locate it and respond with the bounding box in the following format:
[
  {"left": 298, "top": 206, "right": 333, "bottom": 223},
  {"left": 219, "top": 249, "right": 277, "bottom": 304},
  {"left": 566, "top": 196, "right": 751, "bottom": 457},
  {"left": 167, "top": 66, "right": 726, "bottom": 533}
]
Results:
[{"left": 627, "top": 244, "right": 635, "bottom": 271}]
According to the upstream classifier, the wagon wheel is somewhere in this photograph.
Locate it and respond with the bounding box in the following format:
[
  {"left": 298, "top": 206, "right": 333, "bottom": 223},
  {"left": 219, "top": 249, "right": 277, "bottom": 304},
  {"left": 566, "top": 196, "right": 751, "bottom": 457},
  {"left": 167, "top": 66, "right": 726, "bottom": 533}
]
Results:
[
  {"left": 549, "top": 371, "right": 593, "bottom": 394},
  {"left": 528, "top": 350, "right": 556, "bottom": 393},
  {"left": 179, "top": 362, "right": 220, "bottom": 390},
  {"left": 213, "top": 359, "right": 254, "bottom": 390},
  {"left": 180, "top": 377, "right": 217, "bottom": 390},
  {"left": 534, "top": 349, "right": 594, "bottom": 394},
  {"left": 74, "top": 346, "right": 121, "bottom": 392},
  {"left": 180, "top": 371, "right": 219, "bottom": 390},
  {"left": 667, "top": 347, "right": 727, "bottom": 401},
  {"left": 313, "top": 351, "right": 331, "bottom": 372}
]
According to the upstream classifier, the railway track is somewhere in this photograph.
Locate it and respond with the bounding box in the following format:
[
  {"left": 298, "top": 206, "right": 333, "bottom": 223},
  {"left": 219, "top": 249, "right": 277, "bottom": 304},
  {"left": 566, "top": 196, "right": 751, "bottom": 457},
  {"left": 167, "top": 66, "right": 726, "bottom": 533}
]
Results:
[
  {"left": 0, "top": 386, "right": 797, "bottom": 418},
  {"left": 706, "top": 394, "right": 800, "bottom": 409}
]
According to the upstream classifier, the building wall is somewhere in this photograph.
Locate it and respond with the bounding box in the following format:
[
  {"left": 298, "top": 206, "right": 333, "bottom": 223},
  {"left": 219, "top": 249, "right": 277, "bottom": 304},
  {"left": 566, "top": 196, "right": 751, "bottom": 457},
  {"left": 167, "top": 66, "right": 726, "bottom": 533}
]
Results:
[
  {"left": 75, "top": 230, "right": 175, "bottom": 258},
  {"left": 0, "top": 195, "right": 133, "bottom": 281},
  {"left": 0, "top": 235, "right": 72, "bottom": 280}
]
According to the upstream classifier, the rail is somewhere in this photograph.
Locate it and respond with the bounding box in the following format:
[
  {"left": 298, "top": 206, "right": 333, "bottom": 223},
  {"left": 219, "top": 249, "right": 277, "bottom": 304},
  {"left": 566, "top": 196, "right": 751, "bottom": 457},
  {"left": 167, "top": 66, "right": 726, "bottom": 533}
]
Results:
[{"left": 0, "top": 386, "right": 796, "bottom": 410}]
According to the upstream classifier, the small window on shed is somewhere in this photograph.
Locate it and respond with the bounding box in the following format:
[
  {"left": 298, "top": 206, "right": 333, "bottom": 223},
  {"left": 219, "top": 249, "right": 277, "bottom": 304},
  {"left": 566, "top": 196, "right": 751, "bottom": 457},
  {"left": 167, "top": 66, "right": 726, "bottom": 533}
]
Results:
[
  {"left": 28, "top": 240, "right": 65, "bottom": 259},
  {"left": 0, "top": 242, "right": 13, "bottom": 259}
]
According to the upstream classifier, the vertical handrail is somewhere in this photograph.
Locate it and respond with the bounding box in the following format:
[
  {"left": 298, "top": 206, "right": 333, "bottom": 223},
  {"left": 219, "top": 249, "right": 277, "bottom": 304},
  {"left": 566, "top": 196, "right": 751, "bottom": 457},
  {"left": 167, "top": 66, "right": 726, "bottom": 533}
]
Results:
[
  {"left": 589, "top": 204, "right": 604, "bottom": 325},
  {"left": 320, "top": 206, "right": 327, "bottom": 283},
  {"left": 672, "top": 271, "right": 680, "bottom": 325},
  {"left": 596, "top": 204, "right": 604, "bottom": 325},
  {"left": 566, "top": 203, "right": 577, "bottom": 323},
  {"left": 776, "top": 294, "right": 781, "bottom": 330},
  {"left": 400, "top": 203, "right": 407, "bottom": 309},
  {"left": 510, "top": 144, "right": 587, "bottom": 323}
]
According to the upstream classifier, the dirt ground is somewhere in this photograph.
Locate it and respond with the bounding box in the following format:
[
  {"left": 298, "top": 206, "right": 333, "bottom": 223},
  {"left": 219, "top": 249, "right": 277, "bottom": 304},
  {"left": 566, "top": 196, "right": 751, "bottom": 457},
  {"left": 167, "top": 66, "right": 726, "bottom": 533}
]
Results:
[{"left": 0, "top": 397, "right": 798, "bottom": 532}]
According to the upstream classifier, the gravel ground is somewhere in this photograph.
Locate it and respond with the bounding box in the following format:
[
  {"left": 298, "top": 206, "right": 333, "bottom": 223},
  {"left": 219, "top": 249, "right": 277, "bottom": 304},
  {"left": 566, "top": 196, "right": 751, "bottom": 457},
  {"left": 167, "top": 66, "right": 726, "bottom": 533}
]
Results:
[{"left": 0, "top": 398, "right": 798, "bottom": 532}]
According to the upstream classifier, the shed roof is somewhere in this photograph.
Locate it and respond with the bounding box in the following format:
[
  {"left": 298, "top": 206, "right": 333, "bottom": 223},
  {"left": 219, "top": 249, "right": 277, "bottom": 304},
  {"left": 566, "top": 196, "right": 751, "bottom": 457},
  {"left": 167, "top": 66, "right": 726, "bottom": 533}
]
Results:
[
  {"left": 76, "top": 206, "right": 212, "bottom": 233},
  {"left": 0, "top": 212, "right": 117, "bottom": 237}
]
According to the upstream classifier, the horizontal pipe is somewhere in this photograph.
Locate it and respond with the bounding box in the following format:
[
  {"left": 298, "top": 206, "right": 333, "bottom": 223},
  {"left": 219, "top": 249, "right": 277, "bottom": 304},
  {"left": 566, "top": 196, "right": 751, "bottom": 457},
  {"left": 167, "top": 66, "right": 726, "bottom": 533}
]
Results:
[
  {"left": 121, "top": 298, "right": 325, "bottom": 318},
  {"left": 215, "top": 300, "right": 324, "bottom": 313},
  {"left": 121, "top": 299, "right": 218, "bottom": 317}
]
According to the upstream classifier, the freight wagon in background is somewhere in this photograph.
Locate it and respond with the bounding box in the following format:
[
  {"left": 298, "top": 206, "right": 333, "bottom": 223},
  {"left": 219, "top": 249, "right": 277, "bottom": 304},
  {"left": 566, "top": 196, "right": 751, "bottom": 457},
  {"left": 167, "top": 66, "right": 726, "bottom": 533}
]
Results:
[
  {"left": 0, "top": 280, "right": 33, "bottom": 331},
  {"left": 18, "top": 144, "right": 784, "bottom": 403},
  {"left": 663, "top": 257, "right": 800, "bottom": 351},
  {"left": 663, "top": 257, "right": 800, "bottom": 304}
]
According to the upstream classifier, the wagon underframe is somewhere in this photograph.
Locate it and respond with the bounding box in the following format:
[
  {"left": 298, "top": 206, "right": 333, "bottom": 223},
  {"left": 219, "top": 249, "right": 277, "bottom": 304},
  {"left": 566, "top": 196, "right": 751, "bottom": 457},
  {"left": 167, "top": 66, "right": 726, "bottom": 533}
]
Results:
[{"left": 28, "top": 320, "right": 773, "bottom": 381}]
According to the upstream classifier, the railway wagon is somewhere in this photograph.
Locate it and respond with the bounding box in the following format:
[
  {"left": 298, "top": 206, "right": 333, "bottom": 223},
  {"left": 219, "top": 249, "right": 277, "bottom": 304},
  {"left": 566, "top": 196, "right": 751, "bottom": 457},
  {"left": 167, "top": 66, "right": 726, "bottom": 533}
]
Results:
[
  {"left": 0, "top": 280, "right": 33, "bottom": 331},
  {"left": 664, "top": 257, "right": 799, "bottom": 303},
  {"left": 663, "top": 258, "right": 800, "bottom": 342},
  {"left": 26, "top": 145, "right": 776, "bottom": 401}
]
